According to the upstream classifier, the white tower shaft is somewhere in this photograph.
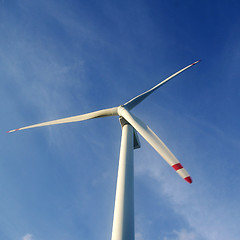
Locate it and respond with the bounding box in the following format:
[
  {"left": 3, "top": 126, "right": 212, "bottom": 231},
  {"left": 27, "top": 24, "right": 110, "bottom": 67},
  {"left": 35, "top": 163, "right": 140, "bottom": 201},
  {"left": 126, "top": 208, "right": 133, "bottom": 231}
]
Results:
[{"left": 111, "top": 122, "right": 135, "bottom": 240}]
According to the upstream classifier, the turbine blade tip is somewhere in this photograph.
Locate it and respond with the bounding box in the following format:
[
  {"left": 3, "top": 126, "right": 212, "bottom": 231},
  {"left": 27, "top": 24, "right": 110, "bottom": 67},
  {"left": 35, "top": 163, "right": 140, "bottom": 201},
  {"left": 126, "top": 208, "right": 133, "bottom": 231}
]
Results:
[
  {"left": 7, "top": 128, "right": 19, "bottom": 133},
  {"left": 184, "top": 176, "right": 192, "bottom": 184},
  {"left": 191, "top": 60, "right": 201, "bottom": 66}
]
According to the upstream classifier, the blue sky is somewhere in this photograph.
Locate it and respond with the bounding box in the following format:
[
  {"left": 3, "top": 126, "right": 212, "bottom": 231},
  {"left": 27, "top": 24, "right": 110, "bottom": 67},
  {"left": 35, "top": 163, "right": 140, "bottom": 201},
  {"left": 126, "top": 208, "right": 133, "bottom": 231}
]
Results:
[{"left": 1, "top": 0, "right": 240, "bottom": 239}]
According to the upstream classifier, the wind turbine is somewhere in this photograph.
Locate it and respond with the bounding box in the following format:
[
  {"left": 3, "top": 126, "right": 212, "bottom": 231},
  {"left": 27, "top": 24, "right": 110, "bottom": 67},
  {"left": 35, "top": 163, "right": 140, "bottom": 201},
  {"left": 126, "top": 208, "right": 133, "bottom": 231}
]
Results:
[{"left": 8, "top": 60, "right": 200, "bottom": 240}]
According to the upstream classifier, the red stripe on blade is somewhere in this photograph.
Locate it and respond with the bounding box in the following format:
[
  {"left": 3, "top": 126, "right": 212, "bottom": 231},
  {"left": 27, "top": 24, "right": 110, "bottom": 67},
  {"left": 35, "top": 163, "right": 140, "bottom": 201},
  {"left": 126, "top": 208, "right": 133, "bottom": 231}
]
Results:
[
  {"left": 172, "top": 163, "right": 183, "bottom": 171},
  {"left": 184, "top": 176, "right": 192, "bottom": 184}
]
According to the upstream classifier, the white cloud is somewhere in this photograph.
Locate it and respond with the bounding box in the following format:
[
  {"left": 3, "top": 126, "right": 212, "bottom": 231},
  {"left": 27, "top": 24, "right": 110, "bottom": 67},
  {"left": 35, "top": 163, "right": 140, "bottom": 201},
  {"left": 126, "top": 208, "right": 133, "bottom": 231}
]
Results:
[
  {"left": 136, "top": 231, "right": 145, "bottom": 240},
  {"left": 174, "top": 229, "right": 196, "bottom": 240},
  {"left": 22, "top": 233, "right": 33, "bottom": 240},
  {"left": 164, "top": 229, "right": 196, "bottom": 240}
]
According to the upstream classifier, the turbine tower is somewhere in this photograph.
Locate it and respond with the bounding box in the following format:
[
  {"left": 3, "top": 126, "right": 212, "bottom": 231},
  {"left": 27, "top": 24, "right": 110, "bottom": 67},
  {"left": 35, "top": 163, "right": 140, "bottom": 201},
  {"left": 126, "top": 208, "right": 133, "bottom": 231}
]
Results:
[{"left": 8, "top": 60, "right": 200, "bottom": 240}]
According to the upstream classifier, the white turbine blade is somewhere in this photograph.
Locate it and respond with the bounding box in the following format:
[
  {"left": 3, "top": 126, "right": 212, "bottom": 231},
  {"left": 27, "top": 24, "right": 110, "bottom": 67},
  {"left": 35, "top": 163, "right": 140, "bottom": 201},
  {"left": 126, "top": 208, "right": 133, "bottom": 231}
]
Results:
[
  {"left": 124, "top": 60, "right": 200, "bottom": 110},
  {"left": 118, "top": 106, "right": 192, "bottom": 183},
  {"left": 7, "top": 107, "right": 118, "bottom": 133}
]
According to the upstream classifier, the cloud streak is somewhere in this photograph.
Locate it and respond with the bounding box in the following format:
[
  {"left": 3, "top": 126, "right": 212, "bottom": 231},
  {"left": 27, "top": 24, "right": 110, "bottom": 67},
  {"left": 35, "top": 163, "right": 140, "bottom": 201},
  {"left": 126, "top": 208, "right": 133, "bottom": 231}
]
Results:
[
  {"left": 22, "top": 233, "right": 33, "bottom": 240},
  {"left": 164, "top": 229, "right": 196, "bottom": 240}
]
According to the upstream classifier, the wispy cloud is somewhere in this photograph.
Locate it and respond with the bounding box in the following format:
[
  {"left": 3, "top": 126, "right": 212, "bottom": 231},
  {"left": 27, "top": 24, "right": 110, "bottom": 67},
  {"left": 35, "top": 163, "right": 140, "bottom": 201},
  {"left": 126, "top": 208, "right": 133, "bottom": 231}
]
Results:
[
  {"left": 164, "top": 229, "right": 196, "bottom": 240},
  {"left": 136, "top": 232, "right": 145, "bottom": 240},
  {"left": 22, "top": 233, "right": 33, "bottom": 240},
  {"left": 135, "top": 145, "right": 239, "bottom": 240}
]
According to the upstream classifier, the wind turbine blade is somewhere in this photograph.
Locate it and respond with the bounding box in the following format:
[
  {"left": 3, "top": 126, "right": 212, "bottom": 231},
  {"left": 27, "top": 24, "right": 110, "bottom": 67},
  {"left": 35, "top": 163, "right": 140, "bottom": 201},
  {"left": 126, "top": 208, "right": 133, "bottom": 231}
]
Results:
[
  {"left": 118, "top": 106, "right": 192, "bottom": 183},
  {"left": 124, "top": 60, "right": 200, "bottom": 110},
  {"left": 7, "top": 107, "right": 118, "bottom": 133}
]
